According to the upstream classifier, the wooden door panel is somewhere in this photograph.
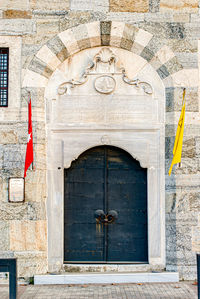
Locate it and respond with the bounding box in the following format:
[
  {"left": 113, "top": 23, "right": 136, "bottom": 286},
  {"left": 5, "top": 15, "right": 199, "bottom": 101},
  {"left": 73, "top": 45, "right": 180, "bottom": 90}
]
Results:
[
  {"left": 107, "top": 147, "right": 148, "bottom": 262},
  {"left": 65, "top": 223, "right": 105, "bottom": 261},
  {"left": 64, "top": 147, "right": 105, "bottom": 262}
]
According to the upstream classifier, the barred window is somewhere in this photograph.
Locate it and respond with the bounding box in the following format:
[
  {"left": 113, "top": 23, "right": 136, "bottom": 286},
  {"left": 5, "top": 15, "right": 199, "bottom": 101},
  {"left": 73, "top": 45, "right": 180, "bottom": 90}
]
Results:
[{"left": 0, "top": 48, "right": 9, "bottom": 107}]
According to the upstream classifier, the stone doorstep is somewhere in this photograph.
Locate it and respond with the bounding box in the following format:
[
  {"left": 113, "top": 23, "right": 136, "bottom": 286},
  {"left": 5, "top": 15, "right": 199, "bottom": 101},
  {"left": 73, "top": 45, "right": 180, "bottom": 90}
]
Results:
[{"left": 34, "top": 272, "right": 179, "bottom": 285}]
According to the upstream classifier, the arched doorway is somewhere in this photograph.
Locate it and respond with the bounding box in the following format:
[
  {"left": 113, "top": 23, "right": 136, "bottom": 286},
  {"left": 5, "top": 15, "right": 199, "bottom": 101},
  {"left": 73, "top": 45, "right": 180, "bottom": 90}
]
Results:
[
  {"left": 43, "top": 43, "right": 166, "bottom": 272},
  {"left": 64, "top": 146, "right": 148, "bottom": 263}
]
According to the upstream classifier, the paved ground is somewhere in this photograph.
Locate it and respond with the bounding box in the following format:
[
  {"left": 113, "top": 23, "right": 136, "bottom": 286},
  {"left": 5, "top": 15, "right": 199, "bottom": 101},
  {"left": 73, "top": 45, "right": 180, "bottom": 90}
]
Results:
[{"left": 0, "top": 282, "right": 198, "bottom": 299}]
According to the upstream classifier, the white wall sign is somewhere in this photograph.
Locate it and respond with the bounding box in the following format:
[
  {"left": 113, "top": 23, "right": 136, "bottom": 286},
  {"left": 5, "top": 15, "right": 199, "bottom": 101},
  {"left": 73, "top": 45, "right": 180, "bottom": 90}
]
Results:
[{"left": 9, "top": 178, "right": 24, "bottom": 203}]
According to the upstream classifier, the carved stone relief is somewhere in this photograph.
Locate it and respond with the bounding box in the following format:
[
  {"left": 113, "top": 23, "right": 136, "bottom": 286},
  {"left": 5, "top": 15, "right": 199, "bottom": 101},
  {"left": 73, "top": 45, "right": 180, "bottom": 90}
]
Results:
[{"left": 58, "top": 48, "right": 153, "bottom": 96}]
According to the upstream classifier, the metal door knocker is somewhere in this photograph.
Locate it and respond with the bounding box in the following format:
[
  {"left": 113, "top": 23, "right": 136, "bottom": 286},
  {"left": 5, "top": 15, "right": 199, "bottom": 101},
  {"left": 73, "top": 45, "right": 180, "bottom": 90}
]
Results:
[{"left": 94, "top": 209, "right": 118, "bottom": 224}]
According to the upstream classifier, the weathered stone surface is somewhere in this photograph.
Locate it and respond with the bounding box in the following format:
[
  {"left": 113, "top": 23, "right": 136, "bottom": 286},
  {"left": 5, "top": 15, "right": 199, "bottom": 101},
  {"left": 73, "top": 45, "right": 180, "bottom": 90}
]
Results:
[
  {"left": 166, "top": 210, "right": 198, "bottom": 224},
  {"left": 21, "top": 44, "right": 41, "bottom": 69},
  {"left": 28, "top": 56, "right": 53, "bottom": 78},
  {"left": 172, "top": 13, "right": 190, "bottom": 23},
  {"left": 166, "top": 265, "right": 197, "bottom": 280},
  {"left": 59, "top": 11, "right": 93, "bottom": 32},
  {"left": 25, "top": 183, "right": 46, "bottom": 202},
  {"left": 165, "top": 136, "right": 196, "bottom": 159},
  {"left": 166, "top": 191, "right": 200, "bottom": 214},
  {"left": 33, "top": 122, "right": 46, "bottom": 144},
  {"left": 30, "top": 0, "right": 69, "bottom": 10},
  {"left": 155, "top": 45, "right": 175, "bottom": 65},
  {"left": 166, "top": 87, "right": 198, "bottom": 112},
  {"left": 0, "top": 251, "right": 14, "bottom": 258},
  {"left": 106, "top": 12, "right": 144, "bottom": 23},
  {"left": 160, "top": 0, "right": 198, "bottom": 13},
  {"left": 0, "top": 202, "right": 46, "bottom": 221},
  {"left": 140, "top": 47, "right": 154, "bottom": 62},
  {"left": 22, "top": 17, "right": 60, "bottom": 45},
  {"left": 149, "top": 0, "right": 160, "bottom": 12},
  {"left": 37, "top": 18, "right": 60, "bottom": 36},
  {"left": 142, "top": 22, "right": 185, "bottom": 40},
  {"left": 192, "top": 225, "right": 200, "bottom": 252},
  {"left": 189, "top": 193, "right": 200, "bottom": 210},
  {"left": 3, "top": 144, "right": 24, "bottom": 170},
  {"left": 167, "top": 23, "right": 185, "bottom": 39},
  {"left": 0, "top": 176, "right": 3, "bottom": 193},
  {"left": 122, "top": 23, "right": 138, "bottom": 41},
  {"left": 0, "top": 0, "right": 29, "bottom": 10},
  {"left": 70, "top": 0, "right": 109, "bottom": 11},
  {"left": 33, "top": 144, "right": 46, "bottom": 171},
  {"left": 109, "top": 0, "right": 149, "bottom": 13},
  {"left": 177, "top": 158, "right": 199, "bottom": 175},
  {"left": 100, "top": 21, "right": 111, "bottom": 45},
  {"left": 3, "top": 10, "right": 32, "bottom": 19},
  {"left": 10, "top": 220, "right": 47, "bottom": 251},
  {"left": 0, "top": 19, "right": 36, "bottom": 34},
  {"left": 166, "top": 124, "right": 200, "bottom": 138},
  {"left": 175, "top": 52, "right": 198, "bottom": 68},
  {"left": 195, "top": 137, "right": 200, "bottom": 157},
  {"left": 182, "top": 138, "right": 197, "bottom": 158},
  {"left": 0, "top": 130, "right": 18, "bottom": 144},
  {"left": 47, "top": 35, "right": 69, "bottom": 62},
  {"left": 165, "top": 192, "right": 176, "bottom": 213},
  {"left": 21, "top": 88, "right": 45, "bottom": 108},
  {"left": 22, "top": 69, "right": 48, "bottom": 88},
  {"left": 144, "top": 12, "right": 190, "bottom": 23},
  {"left": 168, "top": 39, "right": 197, "bottom": 53},
  {"left": 185, "top": 23, "right": 200, "bottom": 40},
  {"left": 23, "top": 170, "right": 46, "bottom": 184},
  {"left": 0, "top": 222, "right": 9, "bottom": 250},
  {"left": 14, "top": 251, "right": 47, "bottom": 277},
  {"left": 166, "top": 224, "right": 195, "bottom": 265},
  {"left": 164, "top": 56, "right": 183, "bottom": 75}
]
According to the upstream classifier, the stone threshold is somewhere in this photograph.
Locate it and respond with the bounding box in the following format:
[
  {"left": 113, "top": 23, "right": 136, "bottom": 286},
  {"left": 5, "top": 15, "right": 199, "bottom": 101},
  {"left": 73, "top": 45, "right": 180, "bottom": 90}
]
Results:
[{"left": 34, "top": 272, "right": 179, "bottom": 285}]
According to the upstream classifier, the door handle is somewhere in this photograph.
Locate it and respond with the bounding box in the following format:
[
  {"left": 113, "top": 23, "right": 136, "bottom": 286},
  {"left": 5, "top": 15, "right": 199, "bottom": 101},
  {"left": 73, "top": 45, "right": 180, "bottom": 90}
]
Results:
[
  {"left": 94, "top": 210, "right": 105, "bottom": 223},
  {"left": 107, "top": 210, "right": 118, "bottom": 223},
  {"left": 94, "top": 209, "right": 118, "bottom": 224},
  {"left": 108, "top": 210, "right": 118, "bottom": 219}
]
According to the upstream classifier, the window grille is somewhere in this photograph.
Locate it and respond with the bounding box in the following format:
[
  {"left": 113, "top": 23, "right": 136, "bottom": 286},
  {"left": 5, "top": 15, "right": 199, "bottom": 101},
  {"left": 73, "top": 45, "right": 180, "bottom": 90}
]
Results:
[{"left": 0, "top": 48, "right": 9, "bottom": 107}]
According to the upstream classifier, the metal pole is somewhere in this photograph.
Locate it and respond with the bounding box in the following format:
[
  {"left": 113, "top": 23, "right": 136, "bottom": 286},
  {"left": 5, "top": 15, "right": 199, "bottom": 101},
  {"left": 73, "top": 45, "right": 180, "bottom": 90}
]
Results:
[
  {"left": 9, "top": 259, "right": 17, "bottom": 299},
  {"left": 197, "top": 254, "right": 200, "bottom": 299}
]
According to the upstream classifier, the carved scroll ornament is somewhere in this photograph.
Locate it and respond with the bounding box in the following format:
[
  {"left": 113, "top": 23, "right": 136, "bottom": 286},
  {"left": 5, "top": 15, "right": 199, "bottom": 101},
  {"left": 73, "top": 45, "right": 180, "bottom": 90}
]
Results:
[{"left": 58, "top": 48, "right": 153, "bottom": 96}]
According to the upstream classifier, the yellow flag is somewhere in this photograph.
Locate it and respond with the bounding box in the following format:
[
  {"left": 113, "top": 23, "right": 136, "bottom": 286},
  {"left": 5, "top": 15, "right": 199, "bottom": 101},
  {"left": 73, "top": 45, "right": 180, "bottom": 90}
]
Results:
[{"left": 168, "top": 90, "right": 186, "bottom": 176}]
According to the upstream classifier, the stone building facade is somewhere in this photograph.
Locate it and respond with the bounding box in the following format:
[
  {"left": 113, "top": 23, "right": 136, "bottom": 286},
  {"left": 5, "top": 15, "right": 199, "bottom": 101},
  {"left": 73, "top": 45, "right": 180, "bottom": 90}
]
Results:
[{"left": 0, "top": 0, "right": 200, "bottom": 281}]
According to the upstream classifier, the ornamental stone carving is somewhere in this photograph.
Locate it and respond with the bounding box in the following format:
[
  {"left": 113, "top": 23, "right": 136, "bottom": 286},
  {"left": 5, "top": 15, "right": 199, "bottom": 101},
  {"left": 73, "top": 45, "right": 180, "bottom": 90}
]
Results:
[{"left": 57, "top": 48, "right": 153, "bottom": 96}]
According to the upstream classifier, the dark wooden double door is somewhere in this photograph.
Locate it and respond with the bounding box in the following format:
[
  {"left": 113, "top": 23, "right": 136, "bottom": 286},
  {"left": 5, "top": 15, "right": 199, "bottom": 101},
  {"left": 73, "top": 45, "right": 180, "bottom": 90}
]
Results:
[{"left": 64, "top": 146, "right": 148, "bottom": 263}]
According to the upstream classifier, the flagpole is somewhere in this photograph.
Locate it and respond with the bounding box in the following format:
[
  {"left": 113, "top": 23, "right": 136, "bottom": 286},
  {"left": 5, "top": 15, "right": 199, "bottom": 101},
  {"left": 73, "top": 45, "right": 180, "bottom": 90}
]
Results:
[
  {"left": 28, "top": 91, "right": 34, "bottom": 171},
  {"left": 24, "top": 91, "right": 34, "bottom": 177},
  {"left": 179, "top": 88, "right": 186, "bottom": 169},
  {"left": 168, "top": 88, "right": 186, "bottom": 175}
]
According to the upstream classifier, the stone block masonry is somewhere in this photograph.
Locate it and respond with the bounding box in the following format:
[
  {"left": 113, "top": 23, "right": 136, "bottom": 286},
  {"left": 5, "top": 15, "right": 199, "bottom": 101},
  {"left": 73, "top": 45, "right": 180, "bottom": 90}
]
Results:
[
  {"left": 160, "top": 0, "right": 198, "bottom": 13},
  {"left": 109, "top": 0, "right": 149, "bottom": 12},
  {"left": 0, "top": 0, "right": 199, "bottom": 281}
]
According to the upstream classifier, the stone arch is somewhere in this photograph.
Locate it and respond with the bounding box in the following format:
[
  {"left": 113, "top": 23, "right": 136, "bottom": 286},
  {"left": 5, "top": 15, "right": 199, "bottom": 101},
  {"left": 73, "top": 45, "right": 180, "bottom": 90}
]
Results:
[
  {"left": 63, "top": 141, "right": 148, "bottom": 170},
  {"left": 23, "top": 21, "right": 183, "bottom": 89}
]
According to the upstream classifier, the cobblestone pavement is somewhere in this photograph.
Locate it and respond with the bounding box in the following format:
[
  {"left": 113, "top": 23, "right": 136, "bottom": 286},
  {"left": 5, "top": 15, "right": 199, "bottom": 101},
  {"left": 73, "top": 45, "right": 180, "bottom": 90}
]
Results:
[{"left": 0, "top": 282, "right": 197, "bottom": 299}]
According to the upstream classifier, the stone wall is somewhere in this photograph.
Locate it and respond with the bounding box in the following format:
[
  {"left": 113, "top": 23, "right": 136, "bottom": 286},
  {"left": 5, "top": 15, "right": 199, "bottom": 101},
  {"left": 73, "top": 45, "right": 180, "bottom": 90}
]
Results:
[{"left": 0, "top": 0, "right": 199, "bottom": 279}]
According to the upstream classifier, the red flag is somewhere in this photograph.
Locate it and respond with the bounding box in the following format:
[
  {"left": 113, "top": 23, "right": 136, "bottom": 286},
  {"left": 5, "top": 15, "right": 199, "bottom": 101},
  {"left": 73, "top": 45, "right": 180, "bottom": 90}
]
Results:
[{"left": 24, "top": 97, "right": 33, "bottom": 178}]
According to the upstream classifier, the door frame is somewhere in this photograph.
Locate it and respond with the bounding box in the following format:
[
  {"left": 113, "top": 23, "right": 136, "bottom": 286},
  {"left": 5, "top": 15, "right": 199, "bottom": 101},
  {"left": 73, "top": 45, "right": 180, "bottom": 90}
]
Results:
[
  {"left": 45, "top": 46, "right": 165, "bottom": 273},
  {"left": 46, "top": 127, "right": 165, "bottom": 272}
]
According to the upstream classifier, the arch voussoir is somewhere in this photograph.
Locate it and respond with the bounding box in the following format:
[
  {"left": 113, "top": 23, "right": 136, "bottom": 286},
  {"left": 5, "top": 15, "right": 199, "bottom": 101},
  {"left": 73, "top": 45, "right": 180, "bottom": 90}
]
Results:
[{"left": 25, "top": 21, "right": 183, "bottom": 89}]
